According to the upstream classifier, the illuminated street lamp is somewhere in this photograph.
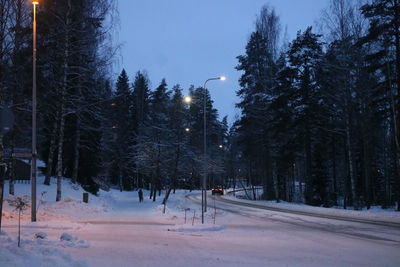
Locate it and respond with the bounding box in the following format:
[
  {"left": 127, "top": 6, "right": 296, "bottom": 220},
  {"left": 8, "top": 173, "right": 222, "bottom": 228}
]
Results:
[
  {"left": 184, "top": 96, "right": 192, "bottom": 104},
  {"left": 31, "top": 0, "right": 39, "bottom": 222},
  {"left": 202, "top": 76, "right": 226, "bottom": 224},
  {"left": 185, "top": 128, "right": 190, "bottom": 132}
]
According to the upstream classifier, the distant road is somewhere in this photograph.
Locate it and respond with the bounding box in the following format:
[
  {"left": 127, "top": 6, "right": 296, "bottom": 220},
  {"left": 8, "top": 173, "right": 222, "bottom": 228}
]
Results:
[
  {"left": 216, "top": 195, "right": 400, "bottom": 229},
  {"left": 186, "top": 192, "right": 400, "bottom": 244}
]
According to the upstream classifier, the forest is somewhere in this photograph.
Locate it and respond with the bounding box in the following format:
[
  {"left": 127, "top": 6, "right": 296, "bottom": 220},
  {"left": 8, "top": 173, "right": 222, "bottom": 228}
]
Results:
[{"left": 0, "top": 0, "right": 399, "bottom": 211}]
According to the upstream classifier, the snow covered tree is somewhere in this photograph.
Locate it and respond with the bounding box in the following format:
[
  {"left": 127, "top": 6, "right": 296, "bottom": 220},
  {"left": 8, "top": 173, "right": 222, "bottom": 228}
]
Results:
[
  {"left": 131, "top": 71, "right": 150, "bottom": 188},
  {"left": 283, "top": 27, "right": 326, "bottom": 205},
  {"left": 109, "top": 70, "right": 134, "bottom": 191},
  {"left": 236, "top": 30, "right": 277, "bottom": 200},
  {"left": 135, "top": 79, "right": 171, "bottom": 201}
]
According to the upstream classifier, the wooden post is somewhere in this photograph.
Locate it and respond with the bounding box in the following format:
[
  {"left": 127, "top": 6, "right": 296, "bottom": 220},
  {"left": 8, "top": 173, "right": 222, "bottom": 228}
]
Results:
[
  {"left": 83, "top": 192, "right": 89, "bottom": 203},
  {"left": 192, "top": 210, "right": 196, "bottom": 226}
]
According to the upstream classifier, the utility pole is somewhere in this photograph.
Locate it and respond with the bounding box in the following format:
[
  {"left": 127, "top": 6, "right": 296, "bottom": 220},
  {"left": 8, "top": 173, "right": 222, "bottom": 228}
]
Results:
[{"left": 31, "top": 0, "right": 39, "bottom": 222}]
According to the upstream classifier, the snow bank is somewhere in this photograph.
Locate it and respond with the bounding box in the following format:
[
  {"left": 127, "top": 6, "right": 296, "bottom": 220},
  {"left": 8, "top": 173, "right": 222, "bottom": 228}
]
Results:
[
  {"left": 60, "top": 232, "right": 90, "bottom": 248},
  {"left": 0, "top": 231, "right": 87, "bottom": 267}
]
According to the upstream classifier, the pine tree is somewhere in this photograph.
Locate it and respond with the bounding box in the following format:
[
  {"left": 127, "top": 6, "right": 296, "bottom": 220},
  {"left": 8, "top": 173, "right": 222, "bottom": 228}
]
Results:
[
  {"left": 135, "top": 79, "right": 171, "bottom": 201},
  {"left": 236, "top": 31, "right": 277, "bottom": 200},
  {"left": 131, "top": 71, "right": 150, "bottom": 188},
  {"left": 361, "top": 0, "right": 400, "bottom": 210},
  {"left": 110, "top": 69, "right": 134, "bottom": 191},
  {"left": 283, "top": 27, "right": 326, "bottom": 205}
]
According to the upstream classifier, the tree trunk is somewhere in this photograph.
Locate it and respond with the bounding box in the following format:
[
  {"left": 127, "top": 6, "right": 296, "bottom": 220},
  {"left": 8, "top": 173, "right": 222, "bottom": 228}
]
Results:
[
  {"left": 149, "top": 179, "right": 153, "bottom": 199},
  {"left": 304, "top": 125, "right": 312, "bottom": 204},
  {"left": 56, "top": 104, "right": 65, "bottom": 202},
  {"left": 273, "top": 165, "right": 279, "bottom": 202},
  {"left": 9, "top": 142, "right": 14, "bottom": 195},
  {"left": 56, "top": 0, "right": 71, "bottom": 202},
  {"left": 332, "top": 133, "right": 338, "bottom": 195},
  {"left": 162, "top": 187, "right": 172, "bottom": 205},
  {"left": 118, "top": 166, "right": 123, "bottom": 192},
  {"left": 172, "top": 143, "right": 181, "bottom": 194},
  {"left": 394, "top": 0, "right": 400, "bottom": 211},
  {"left": 345, "top": 113, "right": 357, "bottom": 209},
  {"left": 154, "top": 139, "right": 161, "bottom": 202},
  {"left": 72, "top": 115, "right": 81, "bottom": 184},
  {"left": 152, "top": 178, "right": 156, "bottom": 202},
  {"left": 263, "top": 145, "right": 274, "bottom": 200},
  {"left": 387, "top": 43, "right": 400, "bottom": 210},
  {"left": 363, "top": 129, "right": 371, "bottom": 209},
  {"left": 44, "top": 118, "right": 58, "bottom": 185},
  {"left": 291, "top": 163, "right": 295, "bottom": 202},
  {"left": 9, "top": 0, "right": 23, "bottom": 195}
]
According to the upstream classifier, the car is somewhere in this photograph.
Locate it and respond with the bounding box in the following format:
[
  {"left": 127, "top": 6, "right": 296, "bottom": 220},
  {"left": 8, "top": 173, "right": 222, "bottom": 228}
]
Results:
[{"left": 211, "top": 186, "right": 224, "bottom": 195}]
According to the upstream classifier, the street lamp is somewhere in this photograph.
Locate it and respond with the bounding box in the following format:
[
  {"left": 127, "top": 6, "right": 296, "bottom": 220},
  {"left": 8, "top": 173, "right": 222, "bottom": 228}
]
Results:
[
  {"left": 31, "top": 0, "right": 39, "bottom": 222},
  {"left": 202, "top": 76, "right": 225, "bottom": 224},
  {"left": 184, "top": 96, "right": 192, "bottom": 104}
]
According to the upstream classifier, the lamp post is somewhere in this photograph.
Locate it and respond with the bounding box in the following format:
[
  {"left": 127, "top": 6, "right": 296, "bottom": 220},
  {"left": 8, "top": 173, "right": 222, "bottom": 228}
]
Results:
[
  {"left": 202, "top": 76, "right": 225, "bottom": 224},
  {"left": 31, "top": 0, "right": 39, "bottom": 222}
]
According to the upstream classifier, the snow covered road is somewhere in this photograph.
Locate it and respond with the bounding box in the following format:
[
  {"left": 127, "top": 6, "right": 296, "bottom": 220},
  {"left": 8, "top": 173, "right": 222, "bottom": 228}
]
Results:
[
  {"left": 2, "top": 179, "right": 400, "bottom": 266},
  {"left": 188, "top": 193, "right": 400, "bottom": 244},
  {"left": 61, "top": 192, "right": 400, "bottom": 266}
]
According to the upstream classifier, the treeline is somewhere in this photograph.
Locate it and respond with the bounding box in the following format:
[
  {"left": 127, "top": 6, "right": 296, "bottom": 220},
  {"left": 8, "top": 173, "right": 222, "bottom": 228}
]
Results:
[
  {"left": 106, "top": 71, "right": 227, "bottom": 201},
  {"left": 1, "top": 0, "right": 399, "bottom": 211},
  {"left": 0, "top": 0, "right": 116, "bottom": 198},
  {"left": 0, "top": 0, "right": 227, "bottom": 202},
  {"left": 233, "top": 0, "right": 400, "bottom": 210}
]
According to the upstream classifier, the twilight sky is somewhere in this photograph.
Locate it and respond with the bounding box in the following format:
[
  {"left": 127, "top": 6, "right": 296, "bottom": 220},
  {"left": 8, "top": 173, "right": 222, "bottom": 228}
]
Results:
[{"left": 117, "top": 0, "right": 330, "bottom": 123}]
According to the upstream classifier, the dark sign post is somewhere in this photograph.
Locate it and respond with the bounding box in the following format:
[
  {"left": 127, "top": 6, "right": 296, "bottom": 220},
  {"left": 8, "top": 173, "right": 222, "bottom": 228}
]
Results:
[{"left": 0, "top": 106, "right": 14, "bottom": 232}]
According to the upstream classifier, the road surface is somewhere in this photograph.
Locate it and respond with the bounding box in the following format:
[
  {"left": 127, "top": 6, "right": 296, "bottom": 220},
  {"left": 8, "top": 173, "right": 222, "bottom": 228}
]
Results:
[
  {"left": 187, "top": 193, "right": 400, "bottom": 244},
  {"left": 63, "top": 192, "right": 400, "bottom": 266}
]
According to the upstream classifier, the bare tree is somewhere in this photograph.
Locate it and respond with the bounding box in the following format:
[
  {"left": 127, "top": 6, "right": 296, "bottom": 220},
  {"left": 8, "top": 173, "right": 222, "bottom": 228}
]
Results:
[
  {"left": 255, "top": 4, "right": 281, "bottom": 61},
  {"left": 319, "top": 0, "right": 369, "bottom": 42}
]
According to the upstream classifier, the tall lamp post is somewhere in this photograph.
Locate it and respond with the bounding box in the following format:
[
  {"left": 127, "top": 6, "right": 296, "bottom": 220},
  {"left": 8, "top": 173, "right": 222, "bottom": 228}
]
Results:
[
  {"left": 31, "top": 0, "right": 39, "bottom": 222},
  {"left": 202, "top": 76, "right": 225, "bottom": 224}
]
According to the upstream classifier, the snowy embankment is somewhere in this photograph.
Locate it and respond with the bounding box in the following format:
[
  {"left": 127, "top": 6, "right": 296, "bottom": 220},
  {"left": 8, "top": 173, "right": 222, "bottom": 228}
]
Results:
[
  {"left": 225, "top": 190, "right": 400, "bottom": 224},
  {"left": 1, "top": 175, "right": 105, "bottom": 267},
  {"left": 0, "top": 175, "right": 218, "bottom": 267}
]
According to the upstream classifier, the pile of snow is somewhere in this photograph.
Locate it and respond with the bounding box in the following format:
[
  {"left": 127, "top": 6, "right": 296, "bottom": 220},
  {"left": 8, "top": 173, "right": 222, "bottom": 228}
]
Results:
[
  {"left": 59, "top": 232, "right": 90, "bottom": 248},
  {"left": 43, "top": 196, "right": 107, "bottom": 218},
  {"left": 0, "top": 173, "right": 98, "bottom": 266},
  {"left": 0, "top": 231, "right": 87, "bottom": 267}
]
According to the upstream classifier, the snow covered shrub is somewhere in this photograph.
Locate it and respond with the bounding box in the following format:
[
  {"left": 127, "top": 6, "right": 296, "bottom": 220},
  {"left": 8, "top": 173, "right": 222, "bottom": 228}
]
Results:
[
  {"left": 7, "top": 196, "right": 30, "bottom": 247},
  {"left": 35, "top": 232, "right": 47, "bottom": 239},
  {"left": 60, "top": 233, "right": 73, "bottom": 241}
]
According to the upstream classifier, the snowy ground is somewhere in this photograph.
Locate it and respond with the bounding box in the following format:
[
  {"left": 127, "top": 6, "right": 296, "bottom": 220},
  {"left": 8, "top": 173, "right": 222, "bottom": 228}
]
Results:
[{"left": 1, "top": 176, "right": 400, "bottom": 266}]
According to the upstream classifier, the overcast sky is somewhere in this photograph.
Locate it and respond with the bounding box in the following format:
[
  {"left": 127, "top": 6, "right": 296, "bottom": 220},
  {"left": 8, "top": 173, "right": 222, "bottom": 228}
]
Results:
[{"left": 117, "top": 0, "right": 330, "bottom": 124}]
